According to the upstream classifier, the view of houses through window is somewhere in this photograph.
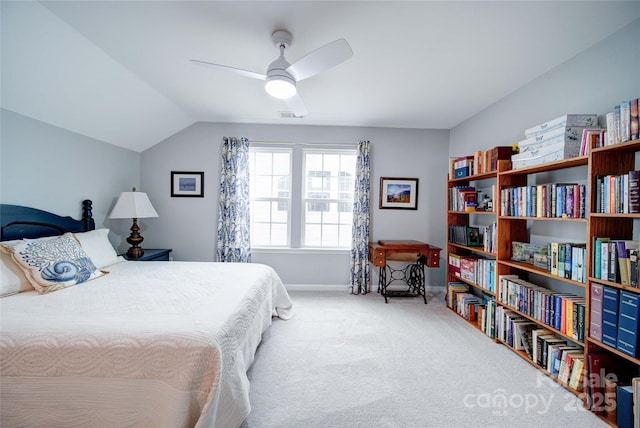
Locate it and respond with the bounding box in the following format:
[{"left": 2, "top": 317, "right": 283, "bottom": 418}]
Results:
[{"left": 249, "top": 144, "right": 356, "bottom": 249}]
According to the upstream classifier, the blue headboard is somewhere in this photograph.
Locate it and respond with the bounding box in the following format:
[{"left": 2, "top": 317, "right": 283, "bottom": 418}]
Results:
[{"left": 0, "top": 200, "right": 95, "bottom": 241}]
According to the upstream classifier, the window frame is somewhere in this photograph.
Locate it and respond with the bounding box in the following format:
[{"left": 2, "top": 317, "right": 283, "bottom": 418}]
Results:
[
  {"left": 249, "top": 142, "right": 357, "bottom": 252},
  {"left": 248, "top": 146, "right": 293, "bottom": 248},
  {"left": 301, "top": 148, "right": 357, "bottom": 249}
]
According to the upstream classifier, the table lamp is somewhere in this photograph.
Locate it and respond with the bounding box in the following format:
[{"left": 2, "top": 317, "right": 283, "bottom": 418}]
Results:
[{"left": 109, "top": 188, "right": 158, "bottom": 259}]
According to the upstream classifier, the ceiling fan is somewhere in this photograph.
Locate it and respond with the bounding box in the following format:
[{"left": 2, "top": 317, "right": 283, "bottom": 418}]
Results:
[{"left": 190, "top": 30, "right": 353, "bottom": 117}]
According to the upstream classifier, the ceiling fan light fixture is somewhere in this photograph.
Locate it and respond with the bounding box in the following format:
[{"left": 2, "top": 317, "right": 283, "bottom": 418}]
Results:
[{"left": 265, "top": 75, "right": 296, "bottom": 99}]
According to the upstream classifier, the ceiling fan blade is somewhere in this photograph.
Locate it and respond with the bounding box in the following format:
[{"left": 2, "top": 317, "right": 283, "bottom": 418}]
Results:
[
  {"left": 190, "top": 59, "right": 267, "bottom": 81},
  {"left": 284, "top": 93, "right": 308, "bottom": 117},
  {"left": 286, "top": 38, "right": 353, "bottom": 82}
]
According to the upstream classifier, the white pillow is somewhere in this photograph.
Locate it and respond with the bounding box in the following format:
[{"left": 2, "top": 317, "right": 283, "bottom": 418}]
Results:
[
  {"left": 1, "top": 233, "right": 107, "bottom": 294},
  {"left": 0, "top": 240, "right": 35, "bottom": 297},
  {"left": 73, "top": 229, "right": 123, "bottom": 269}
]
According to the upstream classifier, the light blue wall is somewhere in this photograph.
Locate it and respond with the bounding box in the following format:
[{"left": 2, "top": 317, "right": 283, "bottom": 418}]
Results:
[
  {"left": 140, "top": 122, "right": 449, "bottom": 287},
  {"left": 0, "top": 109, "right": 141, "bottom": 252},
  {"left": 450, "top": 19, "right": 640, "bottom": 157}
]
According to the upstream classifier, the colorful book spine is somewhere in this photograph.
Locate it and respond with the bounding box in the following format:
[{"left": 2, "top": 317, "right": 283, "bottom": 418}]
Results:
[
  {"left": 617, "top": 291, "right": 640, "bottom": 358},
  {"left": 602, "top": 286, "right": 620, "bottom": 348}
]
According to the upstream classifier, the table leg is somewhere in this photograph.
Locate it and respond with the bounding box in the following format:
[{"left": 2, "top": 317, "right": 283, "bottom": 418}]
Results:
[
  {"left": 378, "top": 266, "right": 388, "bottom": 303},
  {"left": 408, "top": 255, "right": 427, "bottom": 304}
]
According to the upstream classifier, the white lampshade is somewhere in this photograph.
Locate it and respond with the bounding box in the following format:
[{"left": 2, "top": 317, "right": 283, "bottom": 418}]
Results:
[{"left": 109, "top": 191, "right": 158, "bottom": 219}]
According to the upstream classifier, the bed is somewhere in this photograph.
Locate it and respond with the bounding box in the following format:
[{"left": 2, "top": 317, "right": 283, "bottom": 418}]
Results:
[{"left": 0, "top": 200, "right": 293, "bottom": 427}]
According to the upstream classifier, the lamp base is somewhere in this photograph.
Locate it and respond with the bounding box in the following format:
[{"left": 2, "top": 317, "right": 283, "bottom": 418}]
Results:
[
  {"left": 125, "top": 218, "right": 145, "bottom": 259},
  {"left": 126, "top": 246, "right": 144, "bottom": 259}
]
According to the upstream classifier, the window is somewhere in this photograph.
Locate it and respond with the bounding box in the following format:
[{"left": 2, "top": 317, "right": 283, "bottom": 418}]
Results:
[
  {"left": 303, "top": 150, "right": 356, "bottom": 248},
  {"left": 248, "top": 148, "right": 291, "bottom": 247},
  {"left": 249, "top": 144, "right": 356, "bottom": 249}
]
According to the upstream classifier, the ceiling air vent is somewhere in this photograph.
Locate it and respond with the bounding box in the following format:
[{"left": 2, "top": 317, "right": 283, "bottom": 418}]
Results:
[{"left": 280, "top": 111, "right": 303, "bottom": 119}]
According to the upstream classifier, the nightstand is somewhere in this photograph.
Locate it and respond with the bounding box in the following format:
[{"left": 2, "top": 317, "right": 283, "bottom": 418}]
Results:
[{"left": 122, "top": 248, "right": 172, "bottom": 261}]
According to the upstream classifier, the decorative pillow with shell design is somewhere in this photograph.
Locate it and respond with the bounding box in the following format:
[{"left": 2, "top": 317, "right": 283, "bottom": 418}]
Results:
[{"left": 1, "top": 233, "right": 106, "bottom": 294}]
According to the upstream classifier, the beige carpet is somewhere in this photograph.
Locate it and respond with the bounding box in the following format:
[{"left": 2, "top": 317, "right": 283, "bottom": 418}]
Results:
[{"left": 241, "top": 289, "right": 608, "bottom": 428}]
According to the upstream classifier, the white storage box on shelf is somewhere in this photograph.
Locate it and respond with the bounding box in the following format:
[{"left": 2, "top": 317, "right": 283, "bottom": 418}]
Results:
[
  {"left": 516, "top": 126, "right": 584, "bottom": 158},
  {"left": 524, "top": 114, "right": 598, "bottom": 137},
  {"left": 511, "top": 143, "right": 574, "bottom": 169}
]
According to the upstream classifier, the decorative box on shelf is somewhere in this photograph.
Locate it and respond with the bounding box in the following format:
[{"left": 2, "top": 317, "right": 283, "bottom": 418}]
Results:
[
  {"left": 512, "top": 114, "right": 598, "bottom": 169},
  {"left": 524, "top": 114, "right": 598, "bottom": 137}
]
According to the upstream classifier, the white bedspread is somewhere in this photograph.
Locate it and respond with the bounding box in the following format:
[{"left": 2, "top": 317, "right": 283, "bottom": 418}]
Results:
[{"left": 0, "top": 261, "right": 293, "bottom": 428}]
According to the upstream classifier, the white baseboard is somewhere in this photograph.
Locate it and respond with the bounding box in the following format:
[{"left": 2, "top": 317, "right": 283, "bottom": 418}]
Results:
[
  {"left": 285, "top": 284, "right": 446, "bottom": 293},
  {"left": 285, "top": 284, "right": 351, "bottom": 292}
]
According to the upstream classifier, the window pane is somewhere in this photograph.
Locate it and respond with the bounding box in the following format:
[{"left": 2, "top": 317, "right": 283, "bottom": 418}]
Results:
[
  {"left": 251, "top": 223, "right": 271, "bottom": 247},
  {"left": 249, "top": 148, "right": 291, "bottom": 247},
  {"left": 271, "top": 223, "right": 288, "bottom": 246},
  {"left": 340, "top": 210, "right": 353, "bottom": 225},
  {"left": 253, "top": 179, "right": 272, "bottom": 198},
  {"left": 321, "top": 224, "right": 339, "bottom": 246},
  {"left": 272, "top": 200, "right": 288, "bottom": 222},
  {"left": 274, "top": 176, "right": 290, "bottom": 198},
  {"left": 302, "top": 150, "right": 357, "bottom": 248},
  {"left": 323, "top": 154, "right": 340, "bottom": 173},
  {"left": 254, "top": 152, "right": 273, "bottom": 175},
  {"left": 252, "top": 201, "right": 272, "bottom": 222},
  {"left": 305, "top": 203, "right": 322, "bottom": 222},
  {"left": 306, "top": 153, "right": 323, "bottom": 171},
  {"left": 322, "top": 204, "right": 339, "bottom": 223},
  {"left": 305, "top": 224, "right": 321, "bottom": 247},
  {"left": 273, "top": 153, "right": 290, "bottom": 175},
  {"left": 339, "top": 225, "right": 352, "bottom": 247}
]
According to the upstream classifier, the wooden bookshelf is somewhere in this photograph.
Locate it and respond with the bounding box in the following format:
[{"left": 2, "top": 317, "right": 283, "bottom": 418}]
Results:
[
  {"left": 585, "top": 137, "right": 640, "bottom": 427},
  {"left": 446, "top": 159, "right": 509, "bottom": 341},
  {"left": 447, "top": 136, "right": 640, "bottom": 425},
  {"left": 494, "top": 147, "right": 590, "bottom": 397}
]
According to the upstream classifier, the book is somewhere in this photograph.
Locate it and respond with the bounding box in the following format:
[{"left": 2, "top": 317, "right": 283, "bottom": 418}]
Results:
[
  {"left": 620, "top": 100, "right": 631, "bottom": 143},
  {"left": 617, "top": 240, "right": 639, "bottom": 286},
  {"left": 466, "top": 226, "right": 481, "bottom": 246},
  {"left": 546, "top": 341, "right": 567, "bottom": 373},
  {"left": 606, "top": 112, "right": 616, "bottom": 145},
  {"left": 559, "top": 350, "right": 583, "bottom": 384},
  {"left": 615, "top": 104, "right": 622, "bottom": 145},
  {"left": 447, "top": 282, "right": 469, "bottom": 309},
  {"left": 568, "top": 356, "right": 585, "bottom": 390},
  {"left": 631, "top": 248, "right": 639, "bottom": 287},
  {"left": 580, "top": 128, "right": 604, "bottom": 154},
  {"left": 551, "top": 345, "right": 577, "bottom": 377},
  {"left": 593, "top": 237, "right": 610, "bottom": 279},
  {"left": 604, "top": 377, "right": 618, "bottom": 424},
  {"left": 628, "top": 170, "right": 640, "bottom": 214},
  {"left": 517, "top": 323, "right": 538, "bottom": 359},
  {"left": 586, "top": 353, "right": 616, "bottom": 414},
  {"left": 590, "top": 282, "right": 604, "bottom": 342},
  {"left": 532, "top": 328, "right": 552, "bottom": 364},
  {"left": 512, "top": 320, "right": 536, "bottom": 351},
  {"left": 631, "top": 98, "right": 639, "bottom": 141},
  {"left": 632, "top": 378, "right": 640, "bottom": 428},
  {"left": 617, "top": 291, "right": 640, "bottom": 358},
  {"left": 542, "top": 337, "right": 566, "bottom": 370},
  {"left": 602, "top": 286, "right": 620, "bottom": 348},
  {"left": 617, "top": 384, "right": 633, "bottom": 428}
]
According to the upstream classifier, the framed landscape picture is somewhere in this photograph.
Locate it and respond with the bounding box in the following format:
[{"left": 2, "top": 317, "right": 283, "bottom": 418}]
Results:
[
  {"left": 171, "top": 171, "right": 204, "bottom": 197},
  {"left": 379, "top": 177, "right": 418, "bottom": 210}
]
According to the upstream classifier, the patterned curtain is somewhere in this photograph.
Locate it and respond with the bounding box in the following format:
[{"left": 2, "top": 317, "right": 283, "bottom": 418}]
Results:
[
  {"left": 216, "top": 136, "right": 251, "bottom": 263},
  {"left": 350, "top": 140, "right": 371, "bottom": 294}
]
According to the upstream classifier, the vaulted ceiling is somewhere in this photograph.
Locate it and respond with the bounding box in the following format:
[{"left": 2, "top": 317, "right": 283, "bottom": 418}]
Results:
[{"left": 3, "top": 1, "right": 639, "bottom": 152}]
